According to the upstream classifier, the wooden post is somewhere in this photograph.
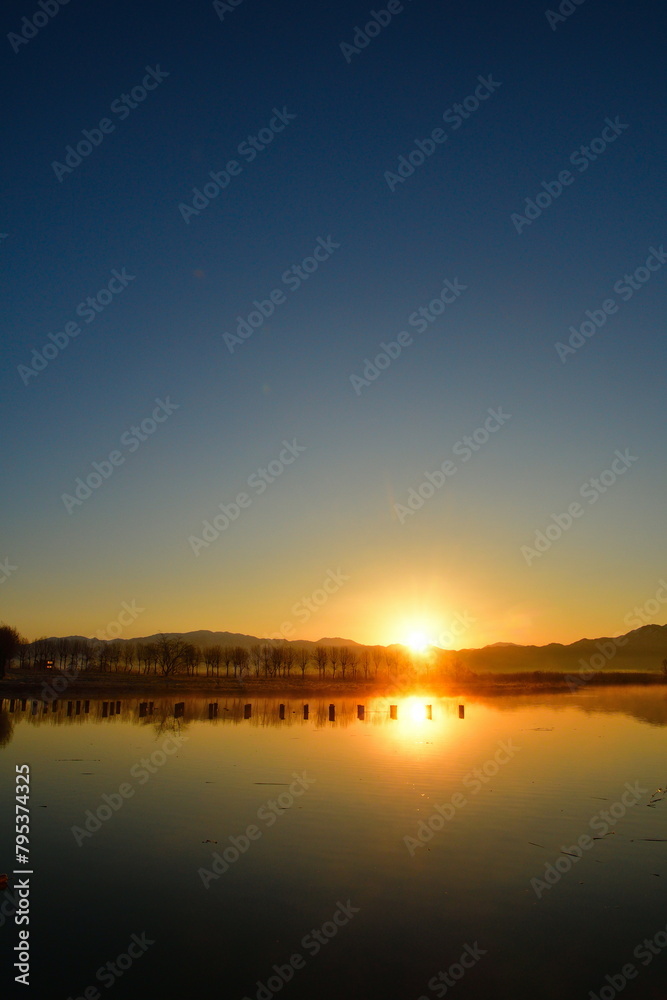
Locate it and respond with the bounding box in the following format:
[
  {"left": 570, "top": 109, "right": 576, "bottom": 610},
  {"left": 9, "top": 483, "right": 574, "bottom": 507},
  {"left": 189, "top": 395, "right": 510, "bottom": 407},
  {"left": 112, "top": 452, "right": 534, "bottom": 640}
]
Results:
[
  {"left": 425, "top": 704, "right": 432, "bottom": 719},
  {"left": 208, "top": 703, "right": 218, "bottom": 718},
  {"left": 329, "top": 704, "right": 335, "bottom": 721},
  {"left": 139, "top": 702, "right": 147, "bottom": 718},
  {"left": 303, "top": 704, "right": 309, "bottom": 719},
  {"left": 174, "top": 702, "right": 185, "bottom": 718},
  {"left": 458, "top": 704, "right": 465, "bottom": 719},
  {"left": 116, "top": 701, "right": 121, "bottom": 713},
  {"left": 102, "top": 701, "right": 108, "bottom": 717},
  {"left": 357, "top": 705, "right": 365, "bottom": 720},
  {"left": 279, "top": 704, "right": 285, "bottom": 720},
  {"left": 244, "top": 703, "right": 252, "bottom": 719},
  {"left": 389, "top": 705, "right": 397, "bottom": 720},
  {"left": 84, "top": 701, "right": 90, "bottom": 714}
]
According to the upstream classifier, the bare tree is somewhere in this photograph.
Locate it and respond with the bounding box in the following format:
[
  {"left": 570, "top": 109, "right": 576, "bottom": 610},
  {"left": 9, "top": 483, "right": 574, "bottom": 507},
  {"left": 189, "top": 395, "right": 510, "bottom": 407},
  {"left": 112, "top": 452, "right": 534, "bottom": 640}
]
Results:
[
  {"left": 0, "top": 625, "right": 24, "bottom": 678},
  {"left": 155, "top": 634, "right": 190, "bottom": 677},
  {"left": 250, "top": 645, "right": 262, "bottom": 677},
  {"left": 297, "top": 647, "right": 310, "bottom": 679},
  {"left": 328, "top": 646, "right": 339, "bottom": 679},
  {"left": 80, "top": 639, "right": 96, "bottom": 673},
  {"left": 261, "top": 644, "right": 272, "bottom": 678},
  {"left": 315, "top": 645, "right": 328, "bottom": 679},
  {"left": 222, "top": 646, "right": 235, "bottom": 677},
  {"left": 31, "top": 636, "right": 55, "bottom": 670},
  {"left": 97, "top": 642, "right": 111, "bottom": 673},
  {"left": 16, "top": 640, "right": 30, "bottom": 670},
  {"left": 69, "top": 638, "right": 83, "bottom": 671},
  {"left": 385, "top": 648, "right": 398, "bottom": 678},
  {"left": 282, "top": 644, "right": 295, "bottom": 679},
  {"left": 183, "top": 643, "right": 201, "bottom": 676},
  {"left": 339, "top": 646, "right": 351, "bottom": 680},
  {"left": 204, "top": 644, "right": 222, "bottom": 677},
  {"left": 136, "top": 643, "right": 150, "bottom": 674},
  {"left": 233, "top": 646, "right": 250, "bottom": 678},
  {"left": 109, "top": 641, "right": 123, "bottom": 672},
  {"left": 122, "top": 643, "right": 136, "bottom": 672},
  {"left": 56, "top": 637, "right": 70, "bottom": 669},
  {"left": 270, "top": 645, "right": 284, "bottom": 678},
  {"left": 148, "top": 643, "right": 159, "bottom": 675}
]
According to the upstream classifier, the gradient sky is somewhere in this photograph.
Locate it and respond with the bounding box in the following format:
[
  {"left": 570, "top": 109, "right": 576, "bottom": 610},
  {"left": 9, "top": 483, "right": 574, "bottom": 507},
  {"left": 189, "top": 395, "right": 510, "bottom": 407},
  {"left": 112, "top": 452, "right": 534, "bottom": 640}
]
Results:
[{"left": 1, "top": 0, "right": 665, "bottom": 648}]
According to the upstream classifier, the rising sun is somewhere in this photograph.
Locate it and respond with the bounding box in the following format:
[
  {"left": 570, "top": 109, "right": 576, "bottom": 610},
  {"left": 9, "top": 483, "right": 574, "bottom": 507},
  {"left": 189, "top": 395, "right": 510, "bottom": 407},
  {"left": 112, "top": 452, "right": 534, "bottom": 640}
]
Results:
[{"left": 405, "top": 630, "right": 430, "bottom": 653}]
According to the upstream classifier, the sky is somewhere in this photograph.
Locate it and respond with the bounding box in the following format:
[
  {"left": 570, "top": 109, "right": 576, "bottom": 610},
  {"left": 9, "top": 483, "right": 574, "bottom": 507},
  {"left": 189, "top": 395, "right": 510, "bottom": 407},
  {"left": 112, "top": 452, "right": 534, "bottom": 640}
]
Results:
[{"left": 1, "top": 0, "right": 666, "bottom": 649}]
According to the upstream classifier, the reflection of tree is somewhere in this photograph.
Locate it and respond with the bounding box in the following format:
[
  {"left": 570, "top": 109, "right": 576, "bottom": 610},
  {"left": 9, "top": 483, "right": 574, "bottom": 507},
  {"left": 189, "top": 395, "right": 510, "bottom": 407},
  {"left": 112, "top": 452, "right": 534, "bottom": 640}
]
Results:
[
  {"left": 150, "top": 708, "right": 189, "bottom": 740},
  {"left": 0, "top": 711, "right": 14, "bottom": 747}
]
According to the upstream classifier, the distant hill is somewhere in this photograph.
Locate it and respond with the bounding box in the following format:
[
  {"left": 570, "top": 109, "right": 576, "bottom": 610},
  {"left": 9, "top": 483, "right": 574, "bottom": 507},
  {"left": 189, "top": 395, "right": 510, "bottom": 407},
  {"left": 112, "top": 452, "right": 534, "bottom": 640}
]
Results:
[
  {"left": 46, "top": 623, "right": 667, "bottom": 673},
  {"left": 439, "top": 624, "right": 667, "bottom": 674},
  {"left": 62, "top": 630, "right": 363, "bottom": 652}
]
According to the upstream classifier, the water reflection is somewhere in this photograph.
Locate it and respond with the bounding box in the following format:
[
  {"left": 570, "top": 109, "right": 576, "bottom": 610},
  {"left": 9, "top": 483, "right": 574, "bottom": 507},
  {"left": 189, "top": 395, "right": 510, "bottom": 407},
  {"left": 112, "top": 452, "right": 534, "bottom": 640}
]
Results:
[
  {"left": 1, "top": 686, "right": 667, "bottom": 743},
  {"left": 1, "top": 685, "right": 667, "bottom": 999},
  {"left": 0, "top": 709, "right": 13, "bottom": 746}
]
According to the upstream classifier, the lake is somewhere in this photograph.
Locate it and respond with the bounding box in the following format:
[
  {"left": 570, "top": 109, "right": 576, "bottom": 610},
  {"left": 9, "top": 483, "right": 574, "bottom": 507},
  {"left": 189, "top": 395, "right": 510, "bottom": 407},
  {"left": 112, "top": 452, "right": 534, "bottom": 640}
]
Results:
[{"left": 1, "top": 687, "right": 666, "bottom": 999}]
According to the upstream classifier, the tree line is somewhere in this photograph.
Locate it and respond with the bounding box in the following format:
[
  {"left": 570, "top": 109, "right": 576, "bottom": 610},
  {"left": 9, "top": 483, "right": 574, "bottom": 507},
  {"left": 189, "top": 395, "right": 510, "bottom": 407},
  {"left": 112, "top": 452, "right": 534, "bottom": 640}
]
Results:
[{"left": 0, "top": 627, "right": 419, "bottom": 681}]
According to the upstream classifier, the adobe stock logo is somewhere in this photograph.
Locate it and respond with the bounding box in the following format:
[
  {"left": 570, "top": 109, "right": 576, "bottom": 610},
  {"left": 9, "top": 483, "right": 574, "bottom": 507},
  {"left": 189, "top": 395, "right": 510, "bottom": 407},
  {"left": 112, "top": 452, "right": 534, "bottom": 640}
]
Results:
[
  {"left": 213, "top": 0, "right": 247, "bottom": 21},
  {"left": 18, "top": 268, "right": 136, "bottom": 385},
  {"left": 545, "top": 0, "right": 587, "bottom": 31},
  {"left": 521, "top": 449, "right": 638, "bottom": 565},
  {"left": 188, "top": 439, "right": 306, "bottom": 555},
  {"left": 61, "top": 397, "right": 179, "bottom": 514},
  {"left": 8, "top": 0, "right": 70, "bottom": 54},
  {"left": 51, "top": 67, "right": 170, "bottom": 182},
  {"left": 339, "top": 1, "right": 413, "bottom": 62},
  {"left": 0, "top": 558, "right": 18, "bottom": 585}
]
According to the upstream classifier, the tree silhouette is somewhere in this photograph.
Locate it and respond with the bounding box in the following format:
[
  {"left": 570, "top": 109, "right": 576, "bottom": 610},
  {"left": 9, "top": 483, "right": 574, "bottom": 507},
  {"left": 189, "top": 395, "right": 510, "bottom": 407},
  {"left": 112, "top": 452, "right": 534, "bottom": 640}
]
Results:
[
  {"left": 296, "top": 647, "right": 310, "bottom": 679},
  {"left": 315, "top": 645, "right": 328, "bottom": 679},
  {"left": 0, "top": 625, "right": 24, "bottom": 678},
  {"left": 154, "top": 634, "right": 190, "bottom": 677}
]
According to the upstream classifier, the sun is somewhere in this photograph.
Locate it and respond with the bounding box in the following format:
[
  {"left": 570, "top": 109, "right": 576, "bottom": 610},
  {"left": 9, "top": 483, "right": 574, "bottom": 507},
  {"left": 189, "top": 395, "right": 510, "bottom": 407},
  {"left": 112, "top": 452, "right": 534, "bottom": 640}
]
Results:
[{"left": 405, "top": 630, "right": 430, "bottom": 653}]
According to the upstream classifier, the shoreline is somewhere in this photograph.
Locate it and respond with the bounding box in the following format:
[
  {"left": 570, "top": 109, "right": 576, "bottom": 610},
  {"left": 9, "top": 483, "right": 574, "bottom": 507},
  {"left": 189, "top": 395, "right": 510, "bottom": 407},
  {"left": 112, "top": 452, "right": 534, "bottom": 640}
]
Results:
[{"left": 2, "top": 669, "right": 666, "bottom": 699}]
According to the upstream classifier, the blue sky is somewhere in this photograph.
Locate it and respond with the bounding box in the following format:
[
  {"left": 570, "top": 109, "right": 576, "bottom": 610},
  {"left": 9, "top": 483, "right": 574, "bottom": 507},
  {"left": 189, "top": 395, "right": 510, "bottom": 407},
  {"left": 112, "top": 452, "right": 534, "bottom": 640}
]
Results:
[{"left": 1, "top": 0, "right": 666, "bottom": 646}]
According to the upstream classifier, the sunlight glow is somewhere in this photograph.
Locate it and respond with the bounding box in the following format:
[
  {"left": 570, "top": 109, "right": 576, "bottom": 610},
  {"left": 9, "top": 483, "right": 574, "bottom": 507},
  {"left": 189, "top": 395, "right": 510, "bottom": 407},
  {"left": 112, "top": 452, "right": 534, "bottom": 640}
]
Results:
[
  {"left": 405, "top": 630, "right": 431, "bottom": 653},
  {"left": 407, "top": 699, "right": 428, "bottom": 723}
]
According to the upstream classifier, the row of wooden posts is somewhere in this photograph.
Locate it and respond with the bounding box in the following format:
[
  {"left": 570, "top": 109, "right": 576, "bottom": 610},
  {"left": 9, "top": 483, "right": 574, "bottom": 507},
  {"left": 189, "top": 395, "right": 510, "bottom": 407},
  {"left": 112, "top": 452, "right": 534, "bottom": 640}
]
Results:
[
  {"left": 3, "top": 698, "right": 132, "bottom": 717},
  {"left": 170, "top": 702, "right": 466, "bottom": 720},
  {"left": 1, "top": 698, "right": 465, "bottom": 721},
  {"left": 3, "top": 698, "right": 95, "bottom": 716}
]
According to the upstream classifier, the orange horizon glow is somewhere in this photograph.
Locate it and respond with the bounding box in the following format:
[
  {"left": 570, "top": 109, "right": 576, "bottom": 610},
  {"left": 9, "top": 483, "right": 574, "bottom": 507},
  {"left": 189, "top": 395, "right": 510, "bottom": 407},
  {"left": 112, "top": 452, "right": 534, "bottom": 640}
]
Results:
[{"left": 6, "top": 569, "right": 667, "bottom": 651}]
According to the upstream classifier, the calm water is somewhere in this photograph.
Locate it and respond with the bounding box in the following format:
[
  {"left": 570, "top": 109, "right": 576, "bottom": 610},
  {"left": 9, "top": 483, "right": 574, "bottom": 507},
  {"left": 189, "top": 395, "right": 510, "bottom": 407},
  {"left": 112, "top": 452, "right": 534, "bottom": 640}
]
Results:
[{"left": 1, "top": 688, "right": 666, "bottom": 999}]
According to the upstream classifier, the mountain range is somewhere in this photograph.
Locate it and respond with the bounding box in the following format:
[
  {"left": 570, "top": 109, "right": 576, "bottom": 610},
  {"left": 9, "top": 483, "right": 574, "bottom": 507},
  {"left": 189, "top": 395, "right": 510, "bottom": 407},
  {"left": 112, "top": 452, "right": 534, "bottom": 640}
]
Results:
[{"left": 51, "top": 624, "right": 667, "bottom": 673}]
